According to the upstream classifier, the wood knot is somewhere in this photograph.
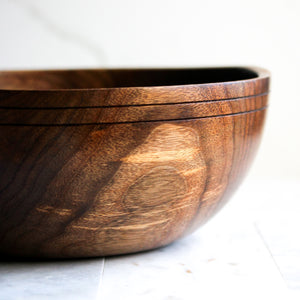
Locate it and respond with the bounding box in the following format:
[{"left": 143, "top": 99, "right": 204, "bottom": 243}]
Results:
[{"left": 123, "top": 166, "right": 187, "bottom": 213}]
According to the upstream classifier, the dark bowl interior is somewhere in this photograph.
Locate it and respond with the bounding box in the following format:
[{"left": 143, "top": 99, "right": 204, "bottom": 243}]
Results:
[{"left": 0, "top": 67, "right": 258, "bottom": 90}]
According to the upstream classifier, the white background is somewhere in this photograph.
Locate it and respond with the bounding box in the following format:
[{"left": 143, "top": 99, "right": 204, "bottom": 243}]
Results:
[
  {"left": 0, "top": 1, "right": 299, "bottom": 299},
  {"left": 0, "top": 0, "right": 299, "bottom": 180}
]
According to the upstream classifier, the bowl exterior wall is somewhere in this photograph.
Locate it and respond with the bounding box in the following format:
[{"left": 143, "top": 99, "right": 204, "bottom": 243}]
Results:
[{"left": 0, "top": 108, "right": 266, "bottom": 258}]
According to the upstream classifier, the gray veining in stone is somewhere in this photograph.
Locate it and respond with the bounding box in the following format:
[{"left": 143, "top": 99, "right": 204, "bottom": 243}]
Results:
[{"left": 14, "top": 0, "right": 107, "bottom": 65}]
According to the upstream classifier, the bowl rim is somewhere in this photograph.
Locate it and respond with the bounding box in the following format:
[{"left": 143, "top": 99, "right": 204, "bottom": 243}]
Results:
[{"left": 0, "top": 66, "right": 270, "bottom": 107}]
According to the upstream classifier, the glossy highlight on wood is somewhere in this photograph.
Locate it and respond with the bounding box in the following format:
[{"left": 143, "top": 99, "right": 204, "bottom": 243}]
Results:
[{"left": 0, "top": 67, "right": 270, "bottom": 258}]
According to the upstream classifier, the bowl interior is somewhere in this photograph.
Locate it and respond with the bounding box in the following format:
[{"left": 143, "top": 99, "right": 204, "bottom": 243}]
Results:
[{"left": 0, "top": 68, "right": 258, "bottom": 90}]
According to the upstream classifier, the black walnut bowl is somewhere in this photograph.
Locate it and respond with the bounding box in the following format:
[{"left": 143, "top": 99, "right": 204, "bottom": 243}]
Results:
[{"left": 0, "top": 67, "right": 270, "bottom": 258}]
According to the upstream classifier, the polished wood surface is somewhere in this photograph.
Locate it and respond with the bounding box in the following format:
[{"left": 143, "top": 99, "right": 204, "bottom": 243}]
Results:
[
  {"left": 0, "top": 95, "right": 267, "bottom": 125},
  {"left": 0, "top": 67, "right": 270, "bottom": 258},
  {"left": 0, "top": 67, "right": 269, "bottom": 107}
]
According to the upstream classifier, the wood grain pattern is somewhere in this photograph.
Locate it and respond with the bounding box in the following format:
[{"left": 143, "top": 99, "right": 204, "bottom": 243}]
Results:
[
  {"left": 0, "top": 95, "right": 267, "bottom": 125},
  {"left": 0, "top": 67, "right": 270, "bottom": 258},
  {"left": 0, "top": 67, "right": 269, "bottom": 107}
]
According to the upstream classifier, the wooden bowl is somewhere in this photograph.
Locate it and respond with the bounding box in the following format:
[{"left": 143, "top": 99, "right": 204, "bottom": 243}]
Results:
[{"left": 0, "top": 67, "right": 270, "bottom": 258}]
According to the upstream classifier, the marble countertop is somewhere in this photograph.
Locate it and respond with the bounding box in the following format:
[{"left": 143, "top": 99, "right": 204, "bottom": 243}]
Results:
[{"left": 0, "top": 178, "right": 299, "bottom": 300}]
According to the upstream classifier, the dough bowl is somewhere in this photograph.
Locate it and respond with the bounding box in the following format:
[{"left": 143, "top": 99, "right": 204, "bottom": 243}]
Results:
[{"left": 0, "top": 67, "right": 270, "bottom": 258}]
